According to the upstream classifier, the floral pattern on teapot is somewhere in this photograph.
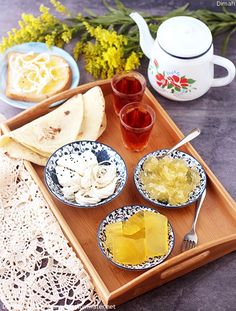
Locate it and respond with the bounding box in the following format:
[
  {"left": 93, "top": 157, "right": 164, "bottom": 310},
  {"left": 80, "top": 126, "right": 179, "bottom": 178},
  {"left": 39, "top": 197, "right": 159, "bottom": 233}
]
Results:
[{"left": 149, "top": 59, "right": 196, "bottom": 94}]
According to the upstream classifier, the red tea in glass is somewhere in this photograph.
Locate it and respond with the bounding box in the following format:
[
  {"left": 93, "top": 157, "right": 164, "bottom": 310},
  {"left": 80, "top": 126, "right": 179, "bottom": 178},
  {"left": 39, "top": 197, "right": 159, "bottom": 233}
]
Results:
[
  {"left": 119, "top": 103, "right": 156, "bottom": 152},
  {"left": 111, "top": 72, "right": 146, "bottom": 115}
]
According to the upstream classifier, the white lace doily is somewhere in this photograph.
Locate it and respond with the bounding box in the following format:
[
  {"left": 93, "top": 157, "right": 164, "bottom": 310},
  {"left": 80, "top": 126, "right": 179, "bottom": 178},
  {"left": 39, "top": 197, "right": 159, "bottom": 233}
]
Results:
[{"left": 0, "top": 151, "right": 101, "bottom": 311}]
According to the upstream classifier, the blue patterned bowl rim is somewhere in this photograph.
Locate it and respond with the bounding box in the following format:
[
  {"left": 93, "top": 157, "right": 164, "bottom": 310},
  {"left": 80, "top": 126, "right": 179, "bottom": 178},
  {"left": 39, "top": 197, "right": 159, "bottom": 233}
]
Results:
[
  {"left": 97, "top": 205, "right": 175, "bottom": 271},
  {"left": 134, "top": 149, "right": 207, "bottom": 209},
  {"left": 44, "top": 140, "right": 128, "bottom": 208}
]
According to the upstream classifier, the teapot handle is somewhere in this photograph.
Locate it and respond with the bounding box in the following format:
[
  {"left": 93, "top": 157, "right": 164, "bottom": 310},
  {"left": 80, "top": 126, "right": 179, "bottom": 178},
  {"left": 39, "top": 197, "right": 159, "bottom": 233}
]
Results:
[{"left": 211, "top": 55, "right": 235, "bottom": 87}]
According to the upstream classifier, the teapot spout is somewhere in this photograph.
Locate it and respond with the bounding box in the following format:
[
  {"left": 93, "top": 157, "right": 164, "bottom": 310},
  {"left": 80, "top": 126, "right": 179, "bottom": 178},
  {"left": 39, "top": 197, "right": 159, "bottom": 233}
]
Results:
[{"left": 130, "top": 12, "right": 154, "bottom": 59}]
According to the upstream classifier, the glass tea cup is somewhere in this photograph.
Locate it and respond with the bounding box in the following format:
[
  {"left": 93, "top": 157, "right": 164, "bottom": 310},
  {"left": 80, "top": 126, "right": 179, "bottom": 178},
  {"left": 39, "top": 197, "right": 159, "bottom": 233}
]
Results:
[
  {"left": 119, "top": 102, "right": 156, "bottom": 152},
  {"left": 111, "top": 71, "right": 146, "bottom": 115}
]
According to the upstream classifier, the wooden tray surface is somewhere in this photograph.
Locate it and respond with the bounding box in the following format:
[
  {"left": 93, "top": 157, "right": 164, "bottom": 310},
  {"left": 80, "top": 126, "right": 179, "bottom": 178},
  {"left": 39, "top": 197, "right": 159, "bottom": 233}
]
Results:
[{"left": 1, "top": 79, "right": 236, "bottom": 307}]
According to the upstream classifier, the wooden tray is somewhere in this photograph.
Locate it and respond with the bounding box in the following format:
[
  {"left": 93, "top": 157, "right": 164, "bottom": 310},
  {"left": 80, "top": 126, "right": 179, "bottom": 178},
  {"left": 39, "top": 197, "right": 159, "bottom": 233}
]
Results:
[{"left": 1, "top": 80, "right": 236, "bottom": 307}]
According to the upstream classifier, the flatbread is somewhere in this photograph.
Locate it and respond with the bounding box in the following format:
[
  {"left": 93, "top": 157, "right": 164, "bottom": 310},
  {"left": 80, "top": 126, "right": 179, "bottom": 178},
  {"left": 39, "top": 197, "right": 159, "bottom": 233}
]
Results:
[
  {"left": 0, "top": 94, "right": 84, "bottom": 157},
  {"left": 97, "top": 113, "right": 107, "bottom": 138},
  {"left": 0, "top": 86, "right": 107, "bottom": 166},
  {"left": 77, "top": 86, "right": 105, "bottom": 140},
  {"left": 1, "top": 138, "right": 47, "bottom": 166}
]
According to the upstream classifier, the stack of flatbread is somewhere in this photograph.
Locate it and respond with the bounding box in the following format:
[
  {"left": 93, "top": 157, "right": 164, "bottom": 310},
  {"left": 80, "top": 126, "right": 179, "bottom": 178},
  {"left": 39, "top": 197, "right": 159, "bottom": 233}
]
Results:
[{"left": 0, "top": 86, "right": 106, "bottom": 166}]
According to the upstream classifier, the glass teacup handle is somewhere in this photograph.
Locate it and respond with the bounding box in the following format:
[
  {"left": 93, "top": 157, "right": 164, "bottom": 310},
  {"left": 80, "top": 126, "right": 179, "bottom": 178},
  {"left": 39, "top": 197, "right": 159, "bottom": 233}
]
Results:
[{"left": 211, "top": 55, "right": 235, "bottom": 87}]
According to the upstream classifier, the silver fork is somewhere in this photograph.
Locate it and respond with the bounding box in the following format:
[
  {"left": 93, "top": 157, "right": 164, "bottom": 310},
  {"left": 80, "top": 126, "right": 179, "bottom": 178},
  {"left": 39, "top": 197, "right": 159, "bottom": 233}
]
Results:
[{"left": 181, "top": 189, "right": 206, "bottom": 252}]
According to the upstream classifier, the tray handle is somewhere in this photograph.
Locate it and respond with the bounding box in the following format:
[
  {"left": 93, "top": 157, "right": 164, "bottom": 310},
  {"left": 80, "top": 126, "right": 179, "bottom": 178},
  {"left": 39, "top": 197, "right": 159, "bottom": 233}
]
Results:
[
  {"left": 160, "top": 251, "right": 210, "bottom": 280},
  {"left": 160, "top": 235, "right": 236, "bottom": 281},
  {"left": 3, "top": 79, "right": 111, "bottom": 130}
]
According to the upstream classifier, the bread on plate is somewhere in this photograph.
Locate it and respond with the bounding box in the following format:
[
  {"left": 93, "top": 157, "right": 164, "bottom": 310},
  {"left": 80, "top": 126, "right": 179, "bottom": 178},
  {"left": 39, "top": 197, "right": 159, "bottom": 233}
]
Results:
[{"left": 6, "top": 52, "right": 72, "bottom": 102}]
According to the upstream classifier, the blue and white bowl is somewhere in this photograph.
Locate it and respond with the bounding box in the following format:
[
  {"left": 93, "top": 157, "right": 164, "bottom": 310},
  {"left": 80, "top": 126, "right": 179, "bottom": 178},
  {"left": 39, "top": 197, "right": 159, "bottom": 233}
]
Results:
[
  {"left": 44, "top": 141, "right": 127, "bottom": 208},
  {"left": 98, "top": 205, "right": 175, "bottom": 270},
  {"left": 134, "top": 149, "right": 207, "bottom": 208}
]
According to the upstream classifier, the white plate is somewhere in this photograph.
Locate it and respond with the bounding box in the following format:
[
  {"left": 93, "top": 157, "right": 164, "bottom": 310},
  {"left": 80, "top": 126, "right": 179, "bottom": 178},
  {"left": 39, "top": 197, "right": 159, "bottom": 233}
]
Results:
[{"left": 0, "top": 42, "right": 80, "bottom": 109}]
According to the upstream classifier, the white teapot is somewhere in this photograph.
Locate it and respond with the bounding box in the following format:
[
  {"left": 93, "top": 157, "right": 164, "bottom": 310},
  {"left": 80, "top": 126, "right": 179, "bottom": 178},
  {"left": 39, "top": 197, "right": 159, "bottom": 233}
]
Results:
[{"left": 130, "top": 13, "right": 235, "bottom": 101}]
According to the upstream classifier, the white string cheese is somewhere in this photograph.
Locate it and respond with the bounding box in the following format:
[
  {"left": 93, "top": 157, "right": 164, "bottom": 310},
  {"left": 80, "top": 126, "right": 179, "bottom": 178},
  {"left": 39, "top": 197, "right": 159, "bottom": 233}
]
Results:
[{"left": 56, "top": 151, "right": 118, "bottom": 204}]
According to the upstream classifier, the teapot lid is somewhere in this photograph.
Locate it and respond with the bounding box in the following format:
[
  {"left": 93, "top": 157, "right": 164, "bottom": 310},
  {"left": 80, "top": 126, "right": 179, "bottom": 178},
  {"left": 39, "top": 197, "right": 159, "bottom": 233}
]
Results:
[{"left": 157, "top": 16, "right": 212, "bottom": 58}]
